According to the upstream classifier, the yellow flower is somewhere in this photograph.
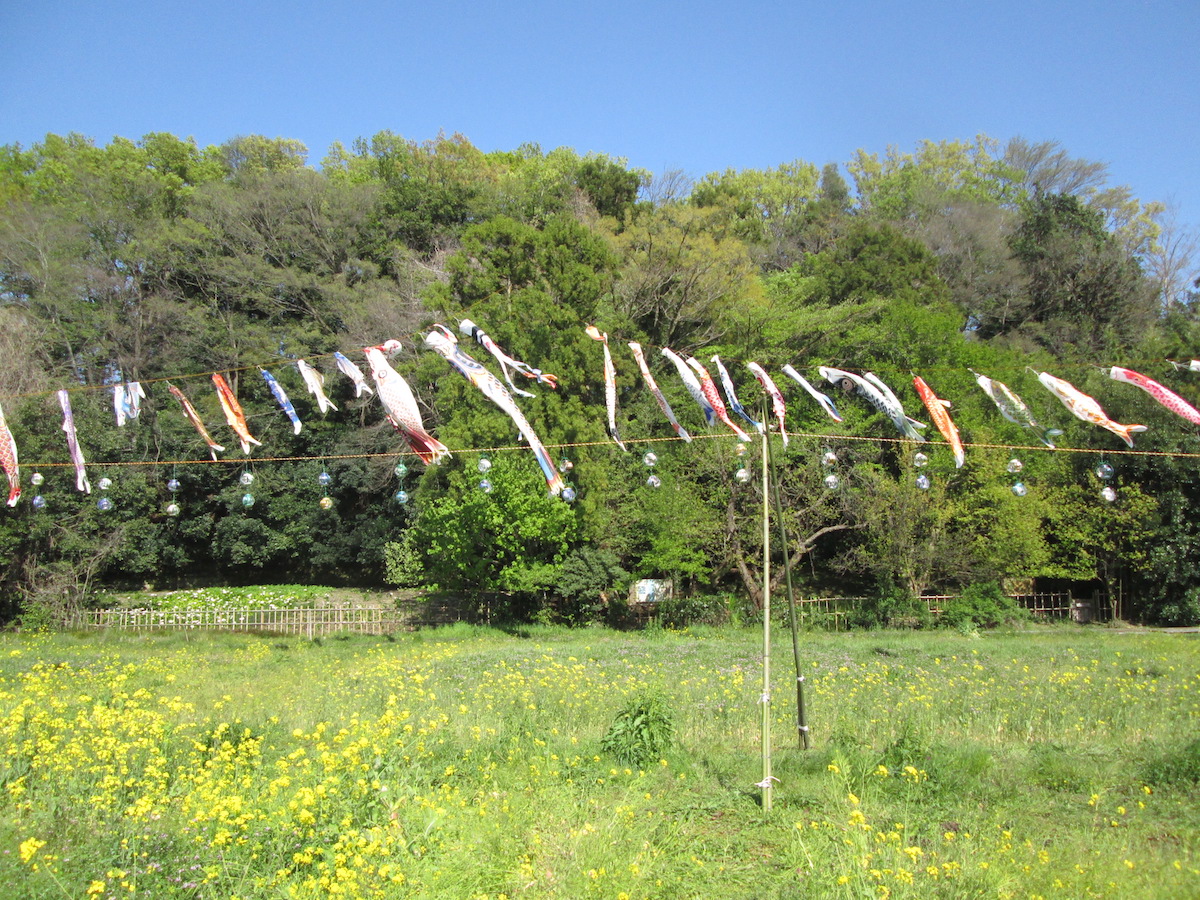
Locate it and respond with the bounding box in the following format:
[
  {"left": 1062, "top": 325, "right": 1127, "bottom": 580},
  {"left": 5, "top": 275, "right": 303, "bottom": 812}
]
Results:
[
  {"left": 87, "top": 881, "right": 106, "bottom": 896},
  {"left": 19, "top": 838, "right": 46, "bottom": 865}
]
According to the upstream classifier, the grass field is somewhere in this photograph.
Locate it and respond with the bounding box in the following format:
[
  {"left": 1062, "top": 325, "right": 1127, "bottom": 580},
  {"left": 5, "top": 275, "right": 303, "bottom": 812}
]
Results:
[{"left": 0, "top": 622, "right": 1197, "bottom": 899}]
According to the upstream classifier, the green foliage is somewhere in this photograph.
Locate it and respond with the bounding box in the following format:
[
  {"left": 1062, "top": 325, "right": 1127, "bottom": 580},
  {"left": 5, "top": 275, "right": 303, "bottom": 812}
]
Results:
[
  {"left": 552, "top": 547, "right": 629, "bottom": 625},
  {"left": 600, "top": 689, "right": 675, "bottom": 765},
  {"left": 847, "top": 578, "right": 932, "bottom": 630},
  {"left": 1140, "top": 734, "right": 1200, "bottom": 786},
  {"left": 939, "top": 581, "right": 1028, "bottom": 630}
]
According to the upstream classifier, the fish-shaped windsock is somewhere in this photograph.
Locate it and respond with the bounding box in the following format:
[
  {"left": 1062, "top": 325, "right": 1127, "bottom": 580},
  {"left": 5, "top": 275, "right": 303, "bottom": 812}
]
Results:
[
  {"left": 746, "top": 362, "right": 787, "bottom": 446},
  {"left": 364, "top": 340, "right": 451, "bottom": 465},
  {"left": 212, "top": 374, "right": 262, "bottom": 455},
  {"left": 57, "top": 389, "right": 90, "bottom": 493},
  {"left": 686, "top": 356, "right": 752, "bottom": 442},
  {"left": 1169, "top": 360, "right": 1200, "bottom": 373},
  {"left": 113, "top": 382, "right": 146, "bottom": 427},
  {"left": 425, "top": 326, "right": 563, "bottom": 495},
  {"left": 1036, "top": 370, "right": 1147, "bottom": 448},
  {"left": 461, "top": 319, "right": 558, "bottom": 398},
  {"left": 585, "top": 325, "right": 627, "bottom": 451},
  {"left": 0, "top": 401, "right": 20, "bottom": 506},
  {"left": 168, "top": 384, "right": 225, "bottom": 460},
  {"left": 971, "top": 370, "right": 1061, "bottom": 449},
  {"left": 662, "top": 347, "right": 715, "bottom": 425},
  {"left": 629, "top": 342, "right": 691, "bottom": 442},
  {"left": 333, "top": 352, "right": 374, "bottom": 398},
  {"left": 297, "top": 359, "right": 338, "bottom": 414},
  {"left": 711, "top": 355, "right": 763, "bottom": 434},
  {"left": 820, "top": 367, "right": 926, "bottom": 441},
  {"left": 781, "top": 365, "right": 843, "bottom": 422},
  {"left": 1110, "top": 366, "right": 1200, "bottom": 427},
  {"left": 912, "top": 375, "right": 965, "bottom": 467},
  {"left": 261, "top": 369, "right": 302, "bottom": 435}
]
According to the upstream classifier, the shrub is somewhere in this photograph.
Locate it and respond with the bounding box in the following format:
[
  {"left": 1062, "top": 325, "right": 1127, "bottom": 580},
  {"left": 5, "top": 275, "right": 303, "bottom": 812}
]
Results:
[
  {"left": 939, "top": 581, "right": 1028, "bottom": 630},
  {"left": 600, "top": 690, "right": 675, "bottom": 766}
]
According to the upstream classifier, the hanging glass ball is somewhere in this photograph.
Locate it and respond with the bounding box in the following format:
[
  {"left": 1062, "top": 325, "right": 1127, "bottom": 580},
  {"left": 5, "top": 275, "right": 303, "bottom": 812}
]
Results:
[
  {"left": 916, "top": 474, "right": 931, "bottom": 490},
  {"left": 98, "top": 477, "right": 113, "bottom": 491},
  {"left": 31, "top": 495, "right": 46, "bottom": 510},
  {"left": 393, "top": 462, "right": 409, "bottom": 479},
  {"left": 479, "top": 479, "right": 493, "bottom": 494},
  {"left": 643, "top": 451, "right": 658, "bottom": 467},
  {"left": 1006, "top": 458, "right": 1024, "bottom": 474},
  {"left": 319, "top": 496, "right": 333, "bottom": 510},
  {"left": 166, "top": 478, "right": 181, "bottom": 492},
  {"left": 914, "top": 452, "right": 929, "bottom": 468},
  {"left": 318, "top": 471, "right": 332, "bottom": 487},
  {"left": 561, "top": 486, "right": 577, "bottom": 502},
  {"left": 1101, "top": 486, "right": 1117, "bottom": 503},
  {"left": 647, "top": 474, "right": 662, "bottom": 489},
  {"left": 97, "top": 497, "right": 114, "bottom": 512},
  {"left": 165, "top": 502, "right": 181, "bottom": 517},
  {"left": 240, "top": 472, "right": 255, "bottom": 486},
  {"left": 734, "top": 467, "right": 751, "bottom": 484},
  {"left": 823, "top": 473, "right": 840, "bottom": 490},
  {"left": 241, "top": 493, "right": 255, "bottom": 508},
  {"left": 393, "top": 489, "right": 409, "bottom": 505},
  {"left": 735, "top": 442, "right": 747, "bottom": 457},
  {"left": 477, "top": 456, "right": 492, "bottom": 474},
  {"left": 558, "top": 457, "right": 574, "bottom": 474},
  {"left": 1095, "top": 463, "right": 1115, "bottom": 481},
  {"left": 30, "top": 472, "right": 44, "bottom": 486},
  {"left": 1011, "top": 482, "right": 1028, "bottom": 497},
  {"left": 821, "top": 450, "right": 838, "bottom": 467}
]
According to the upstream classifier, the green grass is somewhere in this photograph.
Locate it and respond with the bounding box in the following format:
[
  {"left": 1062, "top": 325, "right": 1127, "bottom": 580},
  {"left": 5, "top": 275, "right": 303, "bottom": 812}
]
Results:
[{"left": 0, "top": 624, "right": 1197, "bottom": 898}]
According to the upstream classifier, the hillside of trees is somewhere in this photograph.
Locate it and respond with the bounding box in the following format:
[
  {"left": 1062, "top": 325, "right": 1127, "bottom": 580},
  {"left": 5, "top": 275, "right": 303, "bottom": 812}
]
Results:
[{"left": 1, "top": 130, "right": 1198, "bottom": 626}]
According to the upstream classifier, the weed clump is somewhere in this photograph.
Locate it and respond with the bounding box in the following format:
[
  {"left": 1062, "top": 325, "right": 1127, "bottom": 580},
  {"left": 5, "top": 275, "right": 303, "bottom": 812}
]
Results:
[{"left": 600, "top": 690, "right": 675, "bottom": 765}]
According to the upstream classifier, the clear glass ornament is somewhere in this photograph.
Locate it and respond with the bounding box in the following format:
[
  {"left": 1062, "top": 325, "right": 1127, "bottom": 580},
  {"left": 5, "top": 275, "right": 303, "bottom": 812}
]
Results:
[
  {"left": 31, "top": 495, "right": 46, "bottom": 510},
  {"left": 240, "top": 472, "right": 255, "bottom": 486},
  {"left": 1095, "top": 462, "right": 1115, "bottom": 481},
  {"left": 479, "top": 479, "right": 493, "bottom": 493},
  {"left": 824, "top": 473, "right": 840, "bottom": 490},
  {"left": 1006, "top": 458, "right": 1024, "bottom": 474},
  {"left": 558, "top": 457, "right": 574, "bottom": 474},
  {"left": 647, "top": 474, "right": 662, "bottom": 489},
  {"left": 735, "top": 442, "right": 747, "bottom": 457},
  {"left": 30, "top": 472, "right": 44, "bottom": 486},
  {"left": 97, "top": 497, "right": 114, "bottom": 511},
  {"left": 241, "top": 493, "right": 255, "bottom": 508},
  {"left": 165, "top": 502, "right": 181, "bottom": 517},
  {"left": 561, "top": 487, "right": 577, "bottom": 502},
  {"left": 477, "top": 456, "right": 492, "bottom": 474},
  {"left": 1101, "top": 486, "right": 1117, "bottom": 503},
  {"left": 393, "top": 489, "right": 409, "bottom": 505},
  {"left": 1011, "top": 482, "right": 1027, "bottom": 497},
  {"left": 643, "top": 452, "right": 658, "bottom": 467},
  {"left": 821, "top": 450, "right": 838, "bottom": 467},
  {"left": 166, "top": 478, "right": 181, "bottom": 492},
  {"left": 393, "top": 462, "right": 408, "bottom": 479},
  {"left": 98, "top": 477, "right": 113, "bottom": 491},
  {"left": 318, "top": 471, "right": 332, "bottom": 487},
  {"left": 319, "top": 496, "right": 333, "bottom": 510},
  {"left": 916, "top": 473, "right": 930, "bottom": 490},
  {"left": 914, "top": 452, "right": 929, "bottom": 468},
  {"left": 734, "top": 467, "right": 751, "bottom": 484}
]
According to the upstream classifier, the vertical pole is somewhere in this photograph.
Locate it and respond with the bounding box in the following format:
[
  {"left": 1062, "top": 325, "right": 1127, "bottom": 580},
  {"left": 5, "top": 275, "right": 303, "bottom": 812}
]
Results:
[
  {"left": 764, "top": 421, "right": 810, "bottom": 750},
  {"left": 761, "top": 428, "right": 773, "bottom": 812}
]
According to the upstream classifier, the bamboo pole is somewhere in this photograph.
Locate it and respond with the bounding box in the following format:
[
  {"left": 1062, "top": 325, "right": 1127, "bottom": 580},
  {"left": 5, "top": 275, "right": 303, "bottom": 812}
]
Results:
[
  {"left": 764, "top": 420, "right": 810, "bottom": 750},
  {"left": 760, "top": 427, "right": 773, "bottom": 812}
]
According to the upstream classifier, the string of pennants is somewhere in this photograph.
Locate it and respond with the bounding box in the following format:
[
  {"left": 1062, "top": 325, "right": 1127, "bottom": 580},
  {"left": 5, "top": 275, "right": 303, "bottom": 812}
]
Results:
[{"left": 2, "top": 317, "right": 1200, "bottom": 514}]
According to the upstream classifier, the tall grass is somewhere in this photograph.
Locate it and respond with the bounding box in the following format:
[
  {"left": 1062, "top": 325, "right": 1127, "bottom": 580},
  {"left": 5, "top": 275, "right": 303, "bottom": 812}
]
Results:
[{"left": 0, "top": 625, "right": 1196, "bottom": 898}]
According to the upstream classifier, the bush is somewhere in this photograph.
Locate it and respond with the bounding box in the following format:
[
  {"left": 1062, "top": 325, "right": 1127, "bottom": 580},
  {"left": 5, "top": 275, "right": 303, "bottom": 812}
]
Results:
[
  {"left": 848, "top": 579, "right": 931, "bottom": 629},
  {"left": 600, "top": 690, "right": 675, "bottom": 766},
  {"left": 939, "top": 581, "right": 1028, "bottom": 630}
]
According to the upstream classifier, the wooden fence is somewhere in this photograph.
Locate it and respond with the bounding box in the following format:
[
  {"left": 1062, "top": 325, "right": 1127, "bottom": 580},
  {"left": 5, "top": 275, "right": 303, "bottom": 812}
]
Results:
[
  {"left": 69, "top": 606, "right": 423, "bottom": 638},
  {"left": 789, "top": 592, "right": 1087, "bottom": 628}
]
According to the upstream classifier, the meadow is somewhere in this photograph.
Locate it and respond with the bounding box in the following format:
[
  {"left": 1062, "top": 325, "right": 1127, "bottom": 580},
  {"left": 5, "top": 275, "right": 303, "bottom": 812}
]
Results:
[{"left": 0, "top": 622, "right": 1197, "bottom": 899}]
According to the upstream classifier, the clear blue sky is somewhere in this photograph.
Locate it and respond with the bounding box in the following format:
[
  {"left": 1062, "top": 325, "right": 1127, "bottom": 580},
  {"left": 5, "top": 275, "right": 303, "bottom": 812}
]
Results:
[{"left": 2, "top": 0, "right": 1197, "bottom": 226}]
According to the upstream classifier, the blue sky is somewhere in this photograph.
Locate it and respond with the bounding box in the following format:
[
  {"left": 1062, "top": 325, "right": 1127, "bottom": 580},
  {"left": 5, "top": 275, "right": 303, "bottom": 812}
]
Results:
[{"left": 3, "top": 0, "right": 1197, "bottom": 226}]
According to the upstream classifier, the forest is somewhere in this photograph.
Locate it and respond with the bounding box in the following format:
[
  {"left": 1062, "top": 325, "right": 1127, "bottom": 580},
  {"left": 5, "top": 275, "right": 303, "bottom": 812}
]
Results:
[{"left": 1, "top": 130, "right": 1198, "bottom": 627}]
